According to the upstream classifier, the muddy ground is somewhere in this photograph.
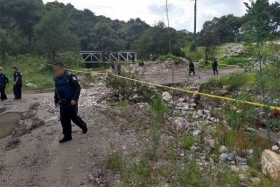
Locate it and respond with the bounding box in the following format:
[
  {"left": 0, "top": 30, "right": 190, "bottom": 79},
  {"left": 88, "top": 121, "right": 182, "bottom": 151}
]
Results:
[{"left": 0, "top": 66, "right": 241, "bottom": 187}]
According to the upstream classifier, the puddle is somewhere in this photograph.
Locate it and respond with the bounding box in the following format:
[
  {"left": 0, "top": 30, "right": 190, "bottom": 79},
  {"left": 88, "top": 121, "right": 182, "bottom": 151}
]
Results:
[{"left": 0, "top": 113, "right": 22, "bottom": 139}]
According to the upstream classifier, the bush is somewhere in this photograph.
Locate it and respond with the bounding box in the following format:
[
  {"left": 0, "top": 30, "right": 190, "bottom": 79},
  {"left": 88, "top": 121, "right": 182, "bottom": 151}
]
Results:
[
  {"left": 189, "top": 42, "right": 197, "bottom": 52},
  {"left": 158, "top": 54, "right": 183, "bottom": 64},
  {"left": 104, "top": 71, "right": 158, "bottom": 103},
  {"left": 55, "top": 51, "right": 84, "bottom": 68},
  {"left": 219, "top": 57, "right": 248, "bottom": 66},
  {"left": 181, "top": 135, "right": 195, "bottom": 149}
]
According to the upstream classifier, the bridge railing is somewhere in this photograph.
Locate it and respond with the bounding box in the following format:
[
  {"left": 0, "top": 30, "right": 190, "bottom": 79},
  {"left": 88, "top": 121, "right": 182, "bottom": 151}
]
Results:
[{"left": 80, "top": 51, "right": 137, "bottom": 63}]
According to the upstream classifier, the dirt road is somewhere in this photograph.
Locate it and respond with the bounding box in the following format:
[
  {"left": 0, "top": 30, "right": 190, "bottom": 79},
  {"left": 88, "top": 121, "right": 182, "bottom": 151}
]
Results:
[{"left": 0, "top": 67, "right": 241, "bottom": 187}]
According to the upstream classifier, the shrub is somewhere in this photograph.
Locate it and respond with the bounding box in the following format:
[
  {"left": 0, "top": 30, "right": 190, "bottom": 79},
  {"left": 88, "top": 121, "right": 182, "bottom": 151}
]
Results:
[
  {"left": 158, "top": 54, "right": 183, "bottom": 64},
  {"left": 106, "top": 153, "right": 124, "bottom": 172},
  {"left": 104, "top": 72, "right": 158, "bottom": 103},
  {"left": 55, "top": 51, "right": 84, "bottom": 68},
  {"left": 181, "top": 135, "right": 195, "bottom": 149}
]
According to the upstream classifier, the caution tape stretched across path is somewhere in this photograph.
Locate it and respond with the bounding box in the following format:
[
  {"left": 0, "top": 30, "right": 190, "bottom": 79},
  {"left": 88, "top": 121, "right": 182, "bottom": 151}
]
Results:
[{"left": 44, "top": 62, "right": 280, "bottom": 111}]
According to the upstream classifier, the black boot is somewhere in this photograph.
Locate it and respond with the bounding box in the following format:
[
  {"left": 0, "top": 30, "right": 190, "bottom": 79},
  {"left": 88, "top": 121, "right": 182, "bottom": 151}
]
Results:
[
  {"left": 82, "top": 124, "right": 88, "bottom": 134},
  {"left": 59, "top": 136, "right": 72, "bottom": 143}
]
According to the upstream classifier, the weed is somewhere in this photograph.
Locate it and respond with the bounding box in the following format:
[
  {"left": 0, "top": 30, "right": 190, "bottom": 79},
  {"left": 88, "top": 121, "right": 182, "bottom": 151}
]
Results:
[
  {"left": 106, "top": 153, "right": 124, "bottom": 172},
  {"left": 181, "top": 135, "right": 195, "bottom": 150}
]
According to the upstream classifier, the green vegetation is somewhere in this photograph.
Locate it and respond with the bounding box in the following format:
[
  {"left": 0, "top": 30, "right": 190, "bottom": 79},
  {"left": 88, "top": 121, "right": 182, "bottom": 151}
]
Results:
[
  {"left": 0, "top": 56, "right": 53, "bottom": 91},
  {"left": 181, "top": 135, "right": 195, "bottom": 149}
]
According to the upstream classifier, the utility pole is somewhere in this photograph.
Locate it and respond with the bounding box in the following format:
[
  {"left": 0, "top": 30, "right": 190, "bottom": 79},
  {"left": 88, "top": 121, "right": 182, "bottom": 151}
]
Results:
[{"left": 194, "top": 0, "right": 197, "bottom": 44}]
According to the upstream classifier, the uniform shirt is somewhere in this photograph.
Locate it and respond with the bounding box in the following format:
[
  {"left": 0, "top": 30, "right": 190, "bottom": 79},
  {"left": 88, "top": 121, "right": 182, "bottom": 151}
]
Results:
[
  {"left": 0, "top": 74, "right": 9, "bottom": 86},
  {"left": 14, "top": 71, "right": 22, "bottom": 83},
  {"left": 212, "top": 61, "right": 218, "bottom": 68},
  {"left": 54, "top": 72, "right": 81, "bottom": 104},
  {"left": 189, "top": 62, "right": 195, "bottom": 70}
]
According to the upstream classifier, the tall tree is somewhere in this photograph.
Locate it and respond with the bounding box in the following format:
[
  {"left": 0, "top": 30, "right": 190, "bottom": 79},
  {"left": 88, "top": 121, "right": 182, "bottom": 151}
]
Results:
[
  {"left": 0, "top": 0, "right": 45, "bottom": 38},
  {"left": 34, "top": 9, "right": 80, "bottom": 61},
  {"left": 198, "top": 21, "right": 220, "bottom": 60},
  {"left": 90, "top": 22, "right": 126, "bottom": 52}
]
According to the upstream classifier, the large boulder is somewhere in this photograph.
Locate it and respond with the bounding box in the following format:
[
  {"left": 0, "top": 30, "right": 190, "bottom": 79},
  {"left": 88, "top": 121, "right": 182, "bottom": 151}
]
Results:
[{"left": 261, "top": 149, "right": 280, "bottom": 180}]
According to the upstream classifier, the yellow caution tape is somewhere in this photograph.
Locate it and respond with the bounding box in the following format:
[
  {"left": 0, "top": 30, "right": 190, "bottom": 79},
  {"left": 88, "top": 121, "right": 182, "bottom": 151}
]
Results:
[{"left": 43, "top": 62, "right": 280, "bottom": 110}]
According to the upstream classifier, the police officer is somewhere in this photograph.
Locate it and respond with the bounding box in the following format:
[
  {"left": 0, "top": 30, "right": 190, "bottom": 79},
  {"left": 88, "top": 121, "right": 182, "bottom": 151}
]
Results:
[
  {"left": 12, "top": 67, "right": 22, "bottom": 100},
  {"left": 212, "top": 58, "right": 219, "bottom": 75},
  {"left": 53, "top": 62, "right": 88, "bottom": 143},
  {"left": 189, "top": 60, "right": 195, "bottom": 76},
  {"left": 0, "top": 67, "right": 9, "bottom": 101}
]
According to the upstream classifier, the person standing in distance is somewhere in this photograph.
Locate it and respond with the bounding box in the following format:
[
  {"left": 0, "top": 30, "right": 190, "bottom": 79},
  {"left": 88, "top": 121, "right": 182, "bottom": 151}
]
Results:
[
  {"left": 212, "top": 58, "right": 219, "bottom": 75},
  {"left": 12, "top": 67, "right": 22, "bottom": 100},
  {"left": 0, "top": 67, "right": 9, "bottom": 101},
  {"left": 53, "top": 62, "right": 88, "bottom": 143},
  {"left": 189, "top": 60, "right": 195, "bottom": 76}
]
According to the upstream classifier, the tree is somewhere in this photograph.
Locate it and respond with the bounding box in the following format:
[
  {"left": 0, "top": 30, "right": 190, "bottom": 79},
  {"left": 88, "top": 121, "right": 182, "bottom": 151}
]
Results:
[
  {"left": 0, "top": 0, "right": 45, "bottom": 38},
  {"left": 133, "top": 22, "right": 183, "bottom": 59},
  {"left": 198, "top": 21, "right": 220, "bottom": 60},
  {"left": 89, "top": 22, "right": 126, "bottom": 52},
  {"left": 34, "top": 9, "right": 80, "bottom": 61},
  {"left": 212, "top": 14, "right": 243, "bottom": 43}
]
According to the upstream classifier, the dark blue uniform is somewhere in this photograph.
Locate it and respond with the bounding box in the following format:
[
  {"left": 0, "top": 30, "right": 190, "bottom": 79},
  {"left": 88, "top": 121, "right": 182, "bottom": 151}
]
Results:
[
  {"left": 54, "top": 71, "right": 87, "bottom": 139},
  {"left": 212, "top": 60, "right": 218, "bottom": 75},
  {"left": 189, "top": 61, "right": 195, "bottom": 76},
  {"left": 13, "top": 70, "right": 22, "bottom": 99},
  {"left": 0, "top": 73, "right": 9, "bottom": 101}
]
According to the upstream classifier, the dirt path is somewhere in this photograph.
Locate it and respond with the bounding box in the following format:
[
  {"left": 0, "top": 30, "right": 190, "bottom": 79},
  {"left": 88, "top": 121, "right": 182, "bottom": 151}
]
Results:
[
  {"left": 141, "top": 67, "right": 240, "bottom": 86},
  {"left": 0, "top": 86, "right": 146, "bottom": 187},
  {"left": 0, "top": 67, "right": 241, "bottom": 187}
]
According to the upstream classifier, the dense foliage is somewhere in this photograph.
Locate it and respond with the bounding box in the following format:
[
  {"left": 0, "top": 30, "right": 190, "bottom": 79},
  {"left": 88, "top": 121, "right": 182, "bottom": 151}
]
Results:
[{"left": 0, "top": 0, "right": 279, "bottom": 60}]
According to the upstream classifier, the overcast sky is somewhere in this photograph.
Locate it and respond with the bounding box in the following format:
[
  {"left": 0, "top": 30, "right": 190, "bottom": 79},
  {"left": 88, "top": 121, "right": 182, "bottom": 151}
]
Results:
[{"left": 43, "top": 0, "right": 279, "bottom": 31}]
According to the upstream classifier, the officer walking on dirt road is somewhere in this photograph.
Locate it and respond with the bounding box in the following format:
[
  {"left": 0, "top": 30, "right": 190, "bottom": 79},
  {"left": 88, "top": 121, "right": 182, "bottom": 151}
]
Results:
[
  {"left": 0, "top": 67, "right": 9, "bottom": 101},
  {"left": 12, "top": 67, "right": 22, "bottom": 100},
  {"left": 53, "top": 62, "right": 88, "bottom": 143}
]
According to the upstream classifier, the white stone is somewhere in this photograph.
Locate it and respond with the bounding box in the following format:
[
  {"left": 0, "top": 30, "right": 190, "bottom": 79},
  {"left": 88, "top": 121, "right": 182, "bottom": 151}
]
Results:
[
  {"left": 162, "top": 92, "right": 172, "bottom": 101},
  {"left": 272, "top": 145, "right": 279, "bottom": 151},
  {"left": 26, "top": 83, "right": 37, "bottom": 88},
  {"left": 239, "top": 174, "right": 247, "bottom": 181},
  {"left": 261, "top": 149, "right": 280, "bottom": 180},
  {"left": 220, "top": 145, "right": 229, "bottom": 154},
  {"left": 192, "top": 130, "right": 201, "bottom": 136}
]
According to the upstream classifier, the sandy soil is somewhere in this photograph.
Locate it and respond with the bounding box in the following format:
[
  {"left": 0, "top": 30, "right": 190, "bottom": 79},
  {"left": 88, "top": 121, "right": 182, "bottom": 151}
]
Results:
[{"left": 0, "top": 67, "right": 241, "bottom": 187}]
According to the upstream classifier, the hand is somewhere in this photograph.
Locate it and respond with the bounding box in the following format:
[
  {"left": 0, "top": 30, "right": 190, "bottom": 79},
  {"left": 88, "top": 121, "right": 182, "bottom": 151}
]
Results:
[
  {"left": 71, "top": 100, "right": 77, "bottom": 106},
  {"left": 14, "top": 82, "right": 16, "bottom": 85},
  {"left": 55, "top": 103, "right": 59, "bottom": 108}
]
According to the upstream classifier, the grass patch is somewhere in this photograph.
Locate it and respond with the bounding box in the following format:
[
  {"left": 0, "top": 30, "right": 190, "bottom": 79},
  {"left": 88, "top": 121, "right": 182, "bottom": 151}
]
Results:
[
  {"left": 181, "top": 135, "right": 195, "bottom": 149},
  {"left": 106, "top": 153, "right": 124, "bottom": 172}
]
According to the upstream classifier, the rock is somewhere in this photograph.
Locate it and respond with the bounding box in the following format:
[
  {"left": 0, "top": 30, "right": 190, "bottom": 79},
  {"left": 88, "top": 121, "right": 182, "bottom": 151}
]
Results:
[
  {"left": 239, "top": 174, "right": 247, "bottom": 181},
  {"left": 250, "top": 177, "right": 261, "bottom": 183},
  {"left": 197, "top": 110, "right": 203, "bottom": 117},
  {"left": 203, "top": 110, "right": 211, "bottom": 117},
  {"left": 182, "top": 106, "right": 190, "bottom": 111},
  {"left": 272, "top": 145, "right": 279, "bottom": 151},
  {"left": 26, "top": 83, "right": 37, "bottom": 88},
  {"left": 236, "top": 156, "right": 247, "bottom": 165},
  {"left": 261, "top": 149, "right": 280, "bottom": 180},
  {"left": 190, "top": 103, "right": 197, "bottom": 108},
  {"left": 220, "top": 153, "right": 228, "bottom": 161},
  {"left": 226, "top": 153, "right": 236, "bottom": 161},
  {"left": 192, "top": 130, "right": 201, "bottom": 136},
  {"left": 245, "top": 127, "right": 256, "bottom": 132},
  {"left": 220, "top": 145, "right": 229, "bottom": 154},
  {"left": 204, "top": 138, "right": 215, "bottom": 148},
  {"left": 162, "top": 92, "right": 172, "bottom": 101}
]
